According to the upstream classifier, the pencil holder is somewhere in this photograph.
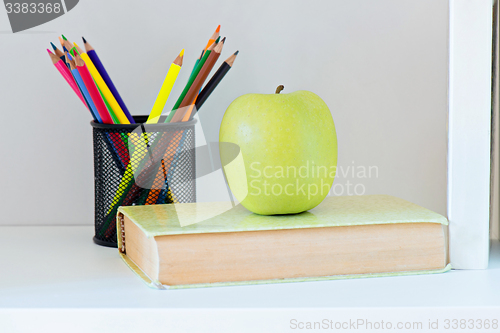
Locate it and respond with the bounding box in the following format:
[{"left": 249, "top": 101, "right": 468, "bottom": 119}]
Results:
[{"left": 91, "top": 115, "right": 196, "bottom": 247}]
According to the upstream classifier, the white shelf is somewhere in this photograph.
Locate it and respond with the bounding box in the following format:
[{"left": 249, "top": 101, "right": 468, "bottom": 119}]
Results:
[{"left": 1, "top": 225, "right": 500, "bottom": 309}]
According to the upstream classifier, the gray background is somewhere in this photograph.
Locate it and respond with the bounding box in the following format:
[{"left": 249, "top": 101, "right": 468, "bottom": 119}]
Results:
[{"left": 0, "top": 0, "right": 448, "bottom": 225}]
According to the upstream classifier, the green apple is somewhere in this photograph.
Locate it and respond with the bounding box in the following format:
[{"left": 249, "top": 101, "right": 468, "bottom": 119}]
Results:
[{"left": 219, "top": 86, "right": 338, "bottom": 215}]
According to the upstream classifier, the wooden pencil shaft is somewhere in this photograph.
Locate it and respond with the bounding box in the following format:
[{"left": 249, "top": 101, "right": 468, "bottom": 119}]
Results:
[
  {"left": 64, "top": 39, "right": 76, "bottom": 55},
  {"left": 53, "top": 47, "right": 64, "bottom": 59},
  {"left": 58, "top": 36, "right": 65, "bottom": 48},
  {"left": 74, "top": 43, "right": 84, "bottom": 55}
]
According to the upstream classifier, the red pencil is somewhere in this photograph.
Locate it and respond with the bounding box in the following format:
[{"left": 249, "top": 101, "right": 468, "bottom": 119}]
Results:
[{"left": 74, "top": 53, "right": 114, "bottom": 124}]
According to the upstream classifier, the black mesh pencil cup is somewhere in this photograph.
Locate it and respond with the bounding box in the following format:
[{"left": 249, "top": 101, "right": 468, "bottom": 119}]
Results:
[{"left": 91, "top": 115, "right": 196, "bottom": 247}]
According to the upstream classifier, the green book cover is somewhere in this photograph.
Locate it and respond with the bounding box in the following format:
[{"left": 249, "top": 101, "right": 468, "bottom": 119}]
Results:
[{"left": 117, "top": 195, "right": 450, "bottom": 289}]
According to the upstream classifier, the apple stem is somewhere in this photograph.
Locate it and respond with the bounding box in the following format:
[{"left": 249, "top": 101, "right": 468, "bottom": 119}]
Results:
[{"left": 275, "top": 85, "right": 284, "bottom": 94}]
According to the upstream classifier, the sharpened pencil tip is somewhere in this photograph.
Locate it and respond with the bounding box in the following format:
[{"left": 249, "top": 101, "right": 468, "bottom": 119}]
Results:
[
  {"left": 50, "top": 42, "right": 57, "bottom": 51},
  {"left": 216, "top": 25, "right": 221, "bottom": 33},
  {"left": 82, "top": 36, "right": 87, "bottom": 44},
  {"left": 62, "top": 34, "right": 67, "bottom": 41},
  {"left": 215, "top": 36, "right": 220, "bottom": 43},
  {"left": 179, "top": 49, "right": 185, "bottom": 57},
  {"left": 221, "top": 37, "right": 226, "bottom": 43},
  {"left": 234, "top": 50, "right": 239, "bottom": 55},
  {"left": 47, "top": 49, "right": 53, "bottom": 54},
  {"left": 63, "top": 46, "right": 69, "bottom": 52}
]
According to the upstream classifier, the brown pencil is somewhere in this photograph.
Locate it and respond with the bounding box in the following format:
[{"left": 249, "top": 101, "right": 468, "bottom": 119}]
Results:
[{"left": 171, "top": 38, "right": 225, "bottom": 122}]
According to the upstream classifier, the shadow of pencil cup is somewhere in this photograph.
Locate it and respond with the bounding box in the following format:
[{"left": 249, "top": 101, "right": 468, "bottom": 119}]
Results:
[{"left": 90, "top": 115, "right": 196, "bottom": 247}]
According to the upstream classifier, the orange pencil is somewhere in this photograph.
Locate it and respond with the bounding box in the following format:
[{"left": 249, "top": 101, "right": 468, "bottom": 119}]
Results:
[
  {"left": 58, "top": 36, "right": 65, "bottom": 49},
  {"left": 204, "top": 25, "right": 220, "bottom": 51},
  {"left": 182, "top": 96, "right": 198, "bottom": 122},
  {"left": 144, "top": 130, "right": 185, "bottom": 204}
]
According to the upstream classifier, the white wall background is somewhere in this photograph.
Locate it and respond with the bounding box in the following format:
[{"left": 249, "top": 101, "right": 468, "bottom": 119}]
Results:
[{"left": 0, "top": 0, "right": 448, "bottom": 225}]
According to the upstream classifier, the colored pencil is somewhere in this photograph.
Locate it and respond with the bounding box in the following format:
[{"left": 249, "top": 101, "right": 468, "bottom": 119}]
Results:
[
  {"left": 83, "top": 37, "right": 135, "bottom": 124},
  {"left": 63, "top": 37, "right": 79, "bottom": 57},
  {"left": 67, "top": 53, "right": 101, "bottom": 122},
  {"left": 171, "top": 38, "right": 225, "bottom": 122},
  {"left": 58, "top": 36, "right": 65, "bottom": 49},
  {"left": 154, "top": 41, "right": 227, "bottom": 205},
  {"left": 99, "top": 85, "right": 120, "bottom": 124},
  {"left": 144, "top": 130, "right": 185, "bottom": 204},
  {"left": 67, "top": 42, "right": 120, "bottom": 123},
  {"left": 68, "top": 52, "right": 129, "bottom": 170},
  {"left": 145, "top": 37, "right": 227, "bottom": 202},
  {"left": 146, "top": 49, "right": 184, "bottom": 124},
  {"left": 74, "top": 53, "right": 114, "bottom": 124},
  {"left": 47, "top": 49, "right": 87, "bottom": 108},
  {"left": 156, "top": 40, "right": 224, "bottom": 198},
  {"left": 194, "top": 50, "right": 239, "bottom": 114},
  {"left": 190, "top": 50, "right": 204, "bottom": 79},
  {"left": 73, "top": 42, "right": 130, "bottom": 124},
  {"left": 164, "top": 42, "right": 216, "bottom": 123},
  {"left": 204, "top": 25, "right": 220, "bottom": 51},
  {"left": 51, "top": 42, "right": 68, "bottom": 68},
  {"left": 180, "top": 38, "right": 225, "bottom": 108},
  {"left": 142, "top": 30, "right": 222, "bottom": 201},
  {"left": 100, "top": 132, "right": 174, "bottom": 236}
]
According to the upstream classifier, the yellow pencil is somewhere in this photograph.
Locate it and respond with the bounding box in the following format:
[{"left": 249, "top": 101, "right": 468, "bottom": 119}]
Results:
[
  {"left": 73, "top": 42, "right": 130, "bottom": 124},
  {"left": 146, "top": 49, "right": 184, "bottom": 124}
]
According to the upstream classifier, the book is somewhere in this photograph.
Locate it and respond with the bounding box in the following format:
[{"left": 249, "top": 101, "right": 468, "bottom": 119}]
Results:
[{"left": 117, "top": 195, "right": 450, "bottom": 289}]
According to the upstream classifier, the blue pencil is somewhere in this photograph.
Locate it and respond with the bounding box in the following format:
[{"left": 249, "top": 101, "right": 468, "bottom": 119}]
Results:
[{"left": 66, "top": 52, "right": 101, "bottom": 122}]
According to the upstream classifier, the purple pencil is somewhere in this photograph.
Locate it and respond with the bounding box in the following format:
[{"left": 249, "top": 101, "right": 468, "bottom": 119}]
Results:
[{"left": 82, "top": 37, "right": 135, "bottom": 124}]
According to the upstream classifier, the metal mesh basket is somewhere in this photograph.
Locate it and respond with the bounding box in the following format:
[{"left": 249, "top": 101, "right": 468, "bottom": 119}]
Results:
[{"left": 91, "top": 115, "right": 196, "bottom": 247}]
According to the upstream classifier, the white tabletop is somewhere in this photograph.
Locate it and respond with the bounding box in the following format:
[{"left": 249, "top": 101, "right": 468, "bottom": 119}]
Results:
[{"left": 1, "top": 225, "right": 499, "bottom": 309}]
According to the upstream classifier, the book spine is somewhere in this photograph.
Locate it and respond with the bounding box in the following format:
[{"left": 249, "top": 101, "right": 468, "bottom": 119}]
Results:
[{"left": 118, "top": 213, "right": 126, "bottom": 254}]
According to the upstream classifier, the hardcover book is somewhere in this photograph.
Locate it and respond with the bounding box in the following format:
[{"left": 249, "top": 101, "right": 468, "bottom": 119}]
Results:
[{"left": 117, "top": 195, "right": 450, "bottom": 289}]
